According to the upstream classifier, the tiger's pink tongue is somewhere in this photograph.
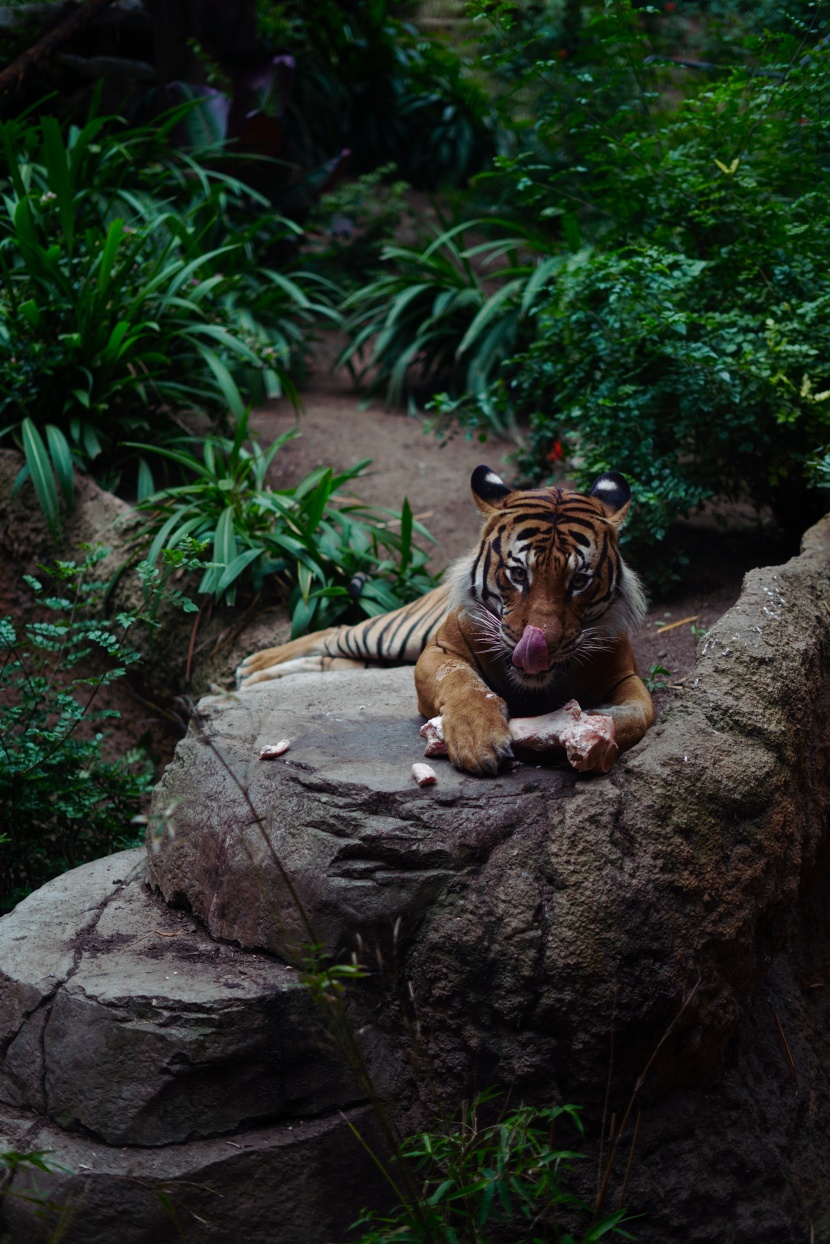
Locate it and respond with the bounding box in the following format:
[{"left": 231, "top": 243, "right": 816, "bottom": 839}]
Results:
[{"left": 511, "top": 625, "right": 550, "bottom": 674}]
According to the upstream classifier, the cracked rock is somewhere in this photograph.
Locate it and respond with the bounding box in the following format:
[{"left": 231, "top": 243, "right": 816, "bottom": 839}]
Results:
[{"left": 0, "top": 852, "right": 357, "bottom": 1146}]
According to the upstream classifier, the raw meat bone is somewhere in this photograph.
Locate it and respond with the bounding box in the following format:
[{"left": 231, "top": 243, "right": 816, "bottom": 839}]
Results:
[{"left": 420, "top": 700, "right": 618, "bottom": 774}]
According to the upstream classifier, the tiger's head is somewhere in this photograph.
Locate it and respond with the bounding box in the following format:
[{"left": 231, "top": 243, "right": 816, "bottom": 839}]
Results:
[{"left": 449, "top": 465, "right": 647, "bottom": 690}]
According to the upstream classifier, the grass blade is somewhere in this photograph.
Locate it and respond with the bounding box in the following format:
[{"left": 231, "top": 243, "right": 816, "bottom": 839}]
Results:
[
  {"left": 21, "top": 417, "right": 60, "bottom": 537},
  {"left": 44, "top": 424, "right": 74, "bottom": 510}
]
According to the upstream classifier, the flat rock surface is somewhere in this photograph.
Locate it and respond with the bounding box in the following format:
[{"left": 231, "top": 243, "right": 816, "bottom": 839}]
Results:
[{"left": 148, "top": 665, "right": 577, "bottom": 955}]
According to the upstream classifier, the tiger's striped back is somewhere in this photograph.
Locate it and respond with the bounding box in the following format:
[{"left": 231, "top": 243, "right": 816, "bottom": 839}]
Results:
[{"left": 321, "top": 583, "right": 450, "bottom": 663}]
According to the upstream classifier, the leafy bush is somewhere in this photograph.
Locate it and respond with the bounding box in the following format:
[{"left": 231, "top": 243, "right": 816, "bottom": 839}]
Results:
[
  {"left": 503, "top": 27, "right": 830, "bottom": 557},
  {"left": 132, "top": 411, "right": 438, "bottom": 634},
  {"left": 353, "top": 1096, "right": 632, "bottom": 1244},
  {"left": 364, "top": 5, "right": 830, "bottom": 573},
  {"left": 0, "top": 107, "right": 337, "bottom": 528},
  {"left": 339, "top": 219, "right": 561, "bottom": 417},
  {"left": 0, "top": 547, "right": 198, "bottom": 911}
]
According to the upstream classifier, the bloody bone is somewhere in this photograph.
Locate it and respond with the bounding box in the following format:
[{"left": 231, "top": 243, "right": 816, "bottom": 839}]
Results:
[{"left": 419, "top": 700, "right": 617, "bottom": 774}]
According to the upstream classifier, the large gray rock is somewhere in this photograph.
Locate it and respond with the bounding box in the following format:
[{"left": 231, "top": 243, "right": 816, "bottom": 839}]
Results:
[
  {"left": 0, "top": 852, "right": 356, "bottom": 1146},
  {"left": 0, "top": 853, "right": 387, "bottom": 1242},
  {"left": 147, "top": 667, "right": 573, "bottom": 957}
]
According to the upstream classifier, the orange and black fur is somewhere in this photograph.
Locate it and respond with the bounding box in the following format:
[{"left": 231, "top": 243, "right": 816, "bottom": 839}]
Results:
[{"left": 238, "top": 466, "right": 654, "bottom": 775}]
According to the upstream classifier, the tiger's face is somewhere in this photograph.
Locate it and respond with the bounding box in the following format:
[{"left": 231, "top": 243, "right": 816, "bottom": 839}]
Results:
[{"left": 451, "top": 466, "right": 646, "bottom": 691}]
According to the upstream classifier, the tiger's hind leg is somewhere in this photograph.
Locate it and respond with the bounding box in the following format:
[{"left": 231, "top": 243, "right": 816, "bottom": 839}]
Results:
[
  {"left": 236, "top": 584, "right": 451, "bottom": 691},
  {"left": 239, "top": 653, "right": 370, "bottom": 689},
  {"left": 237, "top": 627, "right": 342, "bottom": 689}
]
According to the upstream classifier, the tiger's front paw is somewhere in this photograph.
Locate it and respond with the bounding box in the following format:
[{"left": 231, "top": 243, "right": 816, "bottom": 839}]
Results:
[{"left": 442, "top": 701, "right": 513, "bottom": 776}]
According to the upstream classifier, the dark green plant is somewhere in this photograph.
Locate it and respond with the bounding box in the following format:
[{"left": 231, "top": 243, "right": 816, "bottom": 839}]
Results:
[
  {"left": 0, "top": 545, "right": 201, "bottom": 910},
  {"left": 131, "top": 411, "right": 438, "bottom": 633},
  {"left": 644, "top": 663, "right": 671, "bottom": 694},
  {"left": 0, "top": 107, "right": 337, "bottom": 530},
  {"left": 339, "top": 219, "right": 561, "bottom": 419},
  {"left": 352, "top": 1095, "right": 632, "bottom": 1244},
  {"left": 408, "top": 5, "right": 830, "bottom": 575}
]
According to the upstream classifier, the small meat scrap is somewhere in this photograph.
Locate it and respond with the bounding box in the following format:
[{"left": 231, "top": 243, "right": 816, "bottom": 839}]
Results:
[
  {"left": 259, "top": 740, "right": 290, "bottom": 759},
  {"left": 412, "top": 762, "right": 438, "bottom": 786},
  {"left": 419, "top": 716, "right": 448, "bottom": 758}
]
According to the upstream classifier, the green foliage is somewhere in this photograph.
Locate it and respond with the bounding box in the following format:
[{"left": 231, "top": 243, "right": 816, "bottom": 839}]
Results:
[
  {"left": 504, "top": 24, "right": 830, "bottom": 555},
  {"left": 354, "top": 3, "right": 830, "bottom": 571},
  {"left": 131, "top": 411, "right": 438, "bottom": 633},
  {"left": 0, "top": 106, "right": 337, "bottom": 530},
  {"left": 339, "top": 218, "right": 561, "bottom": 418},
  {"left": 644, "top": 663, "right": 671, "bottom": 694},
  {"left": 306, "top": 164, "right": 415, "bottom": 289},
  {"left": 0, "top": 547, "right": 201, "bottom": 910},
  {"left": 353, "top": 1096, "right": 632, "bottom": 1244}
]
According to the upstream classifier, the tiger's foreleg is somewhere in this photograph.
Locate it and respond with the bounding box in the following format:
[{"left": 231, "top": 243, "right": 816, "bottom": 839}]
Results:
[
  {"left": 414, "top": 626, "right": 513, "bottom": 777},
  {"left": 587, "top": 671, "right": 654, "bottom": 755}
]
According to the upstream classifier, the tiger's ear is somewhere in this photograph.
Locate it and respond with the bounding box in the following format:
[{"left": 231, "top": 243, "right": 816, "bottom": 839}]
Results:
[
  {"left": 471, "top": 465, "right": 512, "bottom": 515},
  {"left": 589, "top": 471, "right": 631, "bottom": 526}
]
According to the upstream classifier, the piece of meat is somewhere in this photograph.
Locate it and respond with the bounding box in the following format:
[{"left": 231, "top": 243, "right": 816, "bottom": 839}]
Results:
[
  {"left": 420, "top": 701, "right": 617, "bottom": 774},
  {"left": 509, "top": 701, "right": 617, "bottom": 773},
  {"left": 412, "top": 762, "right": 438, "bottom": 786},
  {"left": 419, "top": 716, "right": 447, "bottom": 757},
  {"left": 260, "top": 740, "right": 290, "bottom": 759}
]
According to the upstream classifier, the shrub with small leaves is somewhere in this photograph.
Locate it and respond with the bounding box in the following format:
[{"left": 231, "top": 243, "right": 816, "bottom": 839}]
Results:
[
  {"left": 0, "top": 546, "right": 201, "bottom": 910},
  {"left": 352, "top": 1094, "right": 633, "bottom": 1244}
]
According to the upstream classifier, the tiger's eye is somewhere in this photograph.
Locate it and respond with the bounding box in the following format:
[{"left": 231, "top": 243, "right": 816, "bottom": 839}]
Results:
[
  {"left": 570, "top": 572, "right": 590, "bottom": 592},
  {"left": 510, "top": 565, "right": 527, "bottom": 584}
]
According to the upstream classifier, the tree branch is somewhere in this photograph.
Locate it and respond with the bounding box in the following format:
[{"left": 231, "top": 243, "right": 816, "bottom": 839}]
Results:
[{"left": 0, "top": 0, "right": 118, "bottom": 96}]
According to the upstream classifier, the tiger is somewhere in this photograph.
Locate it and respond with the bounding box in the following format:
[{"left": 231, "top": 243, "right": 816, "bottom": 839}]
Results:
[{"left": 237, "top": 465, "right": 654, "bottom": 775}]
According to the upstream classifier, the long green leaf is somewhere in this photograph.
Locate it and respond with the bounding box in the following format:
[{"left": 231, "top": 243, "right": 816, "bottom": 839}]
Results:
[
  {"left": 21, "top": 417, "right": 60, "bottom": 537},
  {"left": 44, "top": 425, "right": 74, "bottom": 510},
  {"left": 95, "top": 218, "right": 125, "bottom": 303},
  {"left": 457, "top": 280, "right": 523, "bottom": 356},
  {"left": 213, "top": 505, "right": 238, "bottom": 571},
  {"left": 145, "top": 509, "right": 205, "bottom": 565},
  {"left": 195, "top": 345, "right": 245, "bottom": 419},
  {"left": 216, "top": 547, "right": 263, "bottom": 593},
  {"left": 136, "top": 458, "right": 155, "bottom": 502},
  {"left": 41, "top": 116, "right": 74, "bottom": 251}
]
